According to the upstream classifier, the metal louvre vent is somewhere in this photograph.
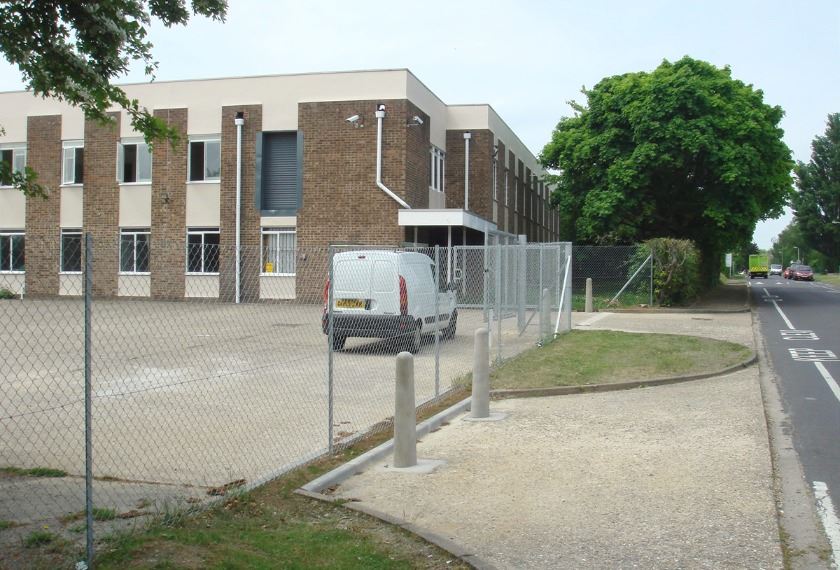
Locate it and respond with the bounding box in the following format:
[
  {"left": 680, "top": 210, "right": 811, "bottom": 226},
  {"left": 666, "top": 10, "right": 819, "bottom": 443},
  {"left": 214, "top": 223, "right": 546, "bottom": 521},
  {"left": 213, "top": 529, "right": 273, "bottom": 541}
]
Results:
[{"left": 259, "top": 132, "right": 298, "bottom": 212}]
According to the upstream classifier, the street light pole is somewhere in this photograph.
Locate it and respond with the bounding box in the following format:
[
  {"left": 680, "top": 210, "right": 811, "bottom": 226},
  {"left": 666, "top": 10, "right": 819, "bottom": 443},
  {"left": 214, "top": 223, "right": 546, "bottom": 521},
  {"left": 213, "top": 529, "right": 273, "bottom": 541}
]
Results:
[{"left": 795, "top": 246, "right": 800, "bottom": 263}]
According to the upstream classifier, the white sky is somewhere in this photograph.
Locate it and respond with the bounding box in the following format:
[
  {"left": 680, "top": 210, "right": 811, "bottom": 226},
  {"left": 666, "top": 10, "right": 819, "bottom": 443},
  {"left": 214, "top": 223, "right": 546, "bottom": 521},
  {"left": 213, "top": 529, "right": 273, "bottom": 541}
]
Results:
[{"left": 1, "top": 0, "right": 837, "bottom": 248}]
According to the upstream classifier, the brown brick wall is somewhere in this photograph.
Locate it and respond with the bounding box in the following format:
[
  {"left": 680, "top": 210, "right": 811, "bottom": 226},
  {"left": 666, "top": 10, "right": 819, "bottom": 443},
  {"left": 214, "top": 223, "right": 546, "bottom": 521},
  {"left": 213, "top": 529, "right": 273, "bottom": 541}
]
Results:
[
  {"left": 24, "top": 115, "right": 62, "bottom": 296},
  {"left": 296, "top": 99, "right": 428, "bottom": 299},
  {"left": 495, "top": 140, "right": 507, "bottom": 233},
  {"left": 444, "top": 129, "right": 493, "bottom": 221},
  {"left": 151, "top": 108, "right": 188, "bottom": 299},
  {"left": 83, "top": 113, "right": 120, "bottom": 297},
  {"left": 219, "top": 105, "right": 262, "bottom": 303}
]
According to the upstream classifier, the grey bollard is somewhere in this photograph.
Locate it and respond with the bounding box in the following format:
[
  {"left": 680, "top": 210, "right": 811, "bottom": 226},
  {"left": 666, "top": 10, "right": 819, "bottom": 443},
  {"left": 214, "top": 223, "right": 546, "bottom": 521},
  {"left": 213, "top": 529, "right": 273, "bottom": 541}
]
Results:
[
  {"left": 585, "top": 278, "right": 593, "bottom": 313},
  {"left": 471, "top": 328, "right": 490, "bottom": 418},
  {"left": 394, "top": 351, "right": 417, "bottom": 468},
  {"left": 540, "top": 288, "right": 551, "bottom": 341}
]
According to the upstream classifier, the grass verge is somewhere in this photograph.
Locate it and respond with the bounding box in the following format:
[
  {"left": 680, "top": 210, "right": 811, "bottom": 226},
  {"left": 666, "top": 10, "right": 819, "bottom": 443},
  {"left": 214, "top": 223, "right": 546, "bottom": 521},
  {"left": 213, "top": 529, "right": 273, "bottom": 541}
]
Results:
[
  {"left": 491, "top": 330, "right": 751, "bottom": 389},
  {"left": 92, "top": 388, "right": 471, "bottom": 570},
  {"left": 815, "top": 273, "right": 840, "bottom": 287},
  {"left": 0, "top": 466, "right": 67, "bottom": 478}
]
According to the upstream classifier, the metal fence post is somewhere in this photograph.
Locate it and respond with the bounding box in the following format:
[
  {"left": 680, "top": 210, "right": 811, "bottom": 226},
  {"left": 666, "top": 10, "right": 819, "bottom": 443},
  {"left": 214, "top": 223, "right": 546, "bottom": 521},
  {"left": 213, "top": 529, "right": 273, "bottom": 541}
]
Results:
[
  {"left": 83, "top": 233, "right": 94, "bottom": 567},
  {"left": 495, "top": 241, "right": 502, "bottom": 364},
  {"left": 434, "top": 245, "right": 440, "bottom": 397},
  {"left": 649, "top": 247, "right": 654, "bottom": 306},
  {"left": 327, "top": 246, "right": 335, "bottom": 454}
]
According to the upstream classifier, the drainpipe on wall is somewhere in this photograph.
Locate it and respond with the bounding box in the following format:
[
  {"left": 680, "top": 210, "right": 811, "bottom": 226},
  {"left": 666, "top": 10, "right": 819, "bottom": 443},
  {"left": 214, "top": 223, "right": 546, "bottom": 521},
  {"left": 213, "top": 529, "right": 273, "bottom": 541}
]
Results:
[
  {"left": 375, "top": 104, "right": 411, "bottom": 209},
  {"left": 463, "top": 131, "right": 471, "bottom": 211},
  {"left": 234, "top": 111, "right": 245, "bottom": 304}
]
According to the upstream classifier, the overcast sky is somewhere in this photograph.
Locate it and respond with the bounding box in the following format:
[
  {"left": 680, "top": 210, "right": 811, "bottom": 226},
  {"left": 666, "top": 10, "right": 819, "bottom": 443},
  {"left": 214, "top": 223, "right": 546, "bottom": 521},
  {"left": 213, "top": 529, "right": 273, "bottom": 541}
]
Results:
[{"left": 1, "top": 0, "right": 837, "bottom": 248}]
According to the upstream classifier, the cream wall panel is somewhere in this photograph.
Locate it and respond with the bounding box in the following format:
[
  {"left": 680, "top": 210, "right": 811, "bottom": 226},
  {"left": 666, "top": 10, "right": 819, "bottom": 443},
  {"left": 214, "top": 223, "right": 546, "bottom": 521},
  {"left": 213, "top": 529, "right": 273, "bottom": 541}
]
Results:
[
  {"left": 406, "top": 73, "right": 449, "bottom": 149},
  {"left": 260, "top": 216, "right": 296, "bottom": 227},
  {"left": 260, "top": 276, "right": 295, "bottom": 299},
  {"left": 0, "top": 274, "right": 24, "bottom": 294},
  {"left": 0, "top": 188, "right": 26, "bottom": 228},
  {"left": 185, "top": 275, "right": 219, "bottom": 298},
  {"left": 119, "top": 185, "right": 152, "bottom": 227},
  {"left": 487, "top": 107, "right": 546, "bottom": 179},
  {"left": 59, "top": 274, "right": 83, "bottom": 296},
  {"left": 186, "top": 183, "right": 221, "bottom": 227},
  {"left": 60, "top": 186, "right": 84, "bottom": 228},
  {"left": 118, "top": 274, "right": 150, "bottom": 297}
]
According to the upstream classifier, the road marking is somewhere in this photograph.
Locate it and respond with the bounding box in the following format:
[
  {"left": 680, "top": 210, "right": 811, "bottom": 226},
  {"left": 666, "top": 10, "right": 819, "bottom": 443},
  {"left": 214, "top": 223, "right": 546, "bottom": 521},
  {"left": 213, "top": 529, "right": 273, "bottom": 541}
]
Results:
[
  {"left": 789, "top": 348, "right": 840, "bottom": 362},
  {"left": 780, "top": 330, "right": 820, "bottom": 341},
  {"left": 813, "top": 481, "right": 840, "bottom": 568},
  {"left": 815, "top": 362, "right": 840, "bottom": 404},
  {"left": 764, "top": 289, "right": 795, "bottom": 329}
]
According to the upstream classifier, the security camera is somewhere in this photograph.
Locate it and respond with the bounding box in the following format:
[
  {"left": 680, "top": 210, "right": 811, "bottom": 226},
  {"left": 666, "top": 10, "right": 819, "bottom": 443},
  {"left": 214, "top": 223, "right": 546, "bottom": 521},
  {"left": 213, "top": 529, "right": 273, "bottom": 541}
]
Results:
[
  {"left": 412, "top": 115, "right": 424, "bottom": 125},
  {"left": 345, "top": 114, "right": 360, "bottom": 124}
]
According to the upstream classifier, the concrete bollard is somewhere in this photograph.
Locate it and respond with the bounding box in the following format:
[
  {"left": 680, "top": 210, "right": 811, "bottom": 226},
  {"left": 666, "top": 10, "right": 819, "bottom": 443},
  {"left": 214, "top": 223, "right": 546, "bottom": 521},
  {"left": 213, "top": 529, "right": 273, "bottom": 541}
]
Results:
[
  {"left": 585, "top": 278, "right": 593, "bottom": 313},
  {"left": 394, "top": 351, "right": 417, "bottom": 468},
  {"left": 540, "top": 288, "right": 551, "bottom": 342},
  {"left": 471, "top": 328, "right": 490, "bottom": 418}
]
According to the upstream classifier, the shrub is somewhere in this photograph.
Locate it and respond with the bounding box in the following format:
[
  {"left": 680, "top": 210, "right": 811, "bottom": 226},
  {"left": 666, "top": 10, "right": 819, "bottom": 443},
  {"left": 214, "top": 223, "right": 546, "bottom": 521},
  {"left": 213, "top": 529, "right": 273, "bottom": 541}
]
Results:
[
  {"left": 0, "top": 288, "right": 17, "bottom": 300},
  {"left": 646, "top": 238, "right": 701, "bottom": 306}
]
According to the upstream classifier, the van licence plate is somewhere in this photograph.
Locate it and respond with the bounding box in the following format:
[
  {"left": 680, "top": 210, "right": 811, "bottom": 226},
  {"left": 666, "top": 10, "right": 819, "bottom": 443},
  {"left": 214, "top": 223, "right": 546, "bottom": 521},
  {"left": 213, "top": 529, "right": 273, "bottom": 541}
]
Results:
[{"left": 336, "top": 298, "right": 365, "bottom": 309}]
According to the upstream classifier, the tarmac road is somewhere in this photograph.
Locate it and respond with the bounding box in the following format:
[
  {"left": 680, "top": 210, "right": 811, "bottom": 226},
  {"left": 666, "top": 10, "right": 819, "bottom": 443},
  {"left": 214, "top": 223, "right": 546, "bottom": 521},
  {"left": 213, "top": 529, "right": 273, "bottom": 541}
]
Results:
[{"left": 751, "top": 276, "right": 840, "bottom": 565}]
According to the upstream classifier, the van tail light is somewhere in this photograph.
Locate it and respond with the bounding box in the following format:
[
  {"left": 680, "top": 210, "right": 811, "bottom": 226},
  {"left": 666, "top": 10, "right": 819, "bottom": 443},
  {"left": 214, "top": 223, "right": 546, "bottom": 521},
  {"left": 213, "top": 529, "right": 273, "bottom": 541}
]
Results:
[
  {"left": 399, "top": 275, "right": 408, "bottom": 316},
  {"left": 322, "top": 279, "right": 330, "bottom": 308}
]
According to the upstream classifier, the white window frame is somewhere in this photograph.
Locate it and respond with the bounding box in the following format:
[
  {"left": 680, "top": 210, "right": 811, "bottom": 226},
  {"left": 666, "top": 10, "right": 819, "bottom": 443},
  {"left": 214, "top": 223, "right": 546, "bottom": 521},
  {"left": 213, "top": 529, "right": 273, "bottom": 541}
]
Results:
[
  {"left": 260, "top": 227, "right": 297, "bottom": 276},
  {"left": 492, "top": 158, "right": 498, "bottom": 202},
  {"left": 186, "top": 228, "right": 220, "bottom": 275},
  {"left": 0, "top": 231, "right": 25, "bottom": 273},
  {"left": 119, "top": 228, "right": 151, "bottom": 274},
  {"left": 62, "top": 140, "right": 84, "bottom": 186},
  {"left": 0, "top": 145, "right": 26, "bottom": 188},
  {"left": 429, "top": 146, "right": 445, "bottom": 193},
  {"left": 60, "top": 229, "right": 83, "bottom": 274},
  {"left": 118, "top": 139, "right": 152, "bottom": 184},
  {"left": 188, "top": 136, "right": 221, "bottom": 183}
]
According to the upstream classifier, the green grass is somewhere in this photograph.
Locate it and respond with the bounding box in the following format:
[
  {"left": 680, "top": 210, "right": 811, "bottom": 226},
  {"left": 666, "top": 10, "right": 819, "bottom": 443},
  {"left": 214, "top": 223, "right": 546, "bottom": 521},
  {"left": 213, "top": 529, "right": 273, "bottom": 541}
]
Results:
[
  {"left": 61, "top": 508, "right": 118, "bottom": 524},
  {"left": 0, "top": 466, "right": 67, "bottom": 478},
  {"left": 815, "top": 273, "right": 840, "bottom": 287},
  {"left": 0, "top": 520, "right": 17, "bottom": 531},
  {"left": 90, "top": 388, "right": 472, "bottom": 570},
  {"left": 24, "top": 530, "right": 58, "bottom": 548},
  {"left": 490, "top": 330, "right": 752, "bottom": 389}
]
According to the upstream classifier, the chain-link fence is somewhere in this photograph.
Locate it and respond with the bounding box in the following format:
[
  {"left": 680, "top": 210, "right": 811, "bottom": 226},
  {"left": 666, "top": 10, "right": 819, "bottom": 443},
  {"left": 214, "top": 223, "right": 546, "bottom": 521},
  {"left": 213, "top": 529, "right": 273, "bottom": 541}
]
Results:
[
  {"left": 571, "top": 245, "right": 653, "bottom": 311},
  {"left": 0, "top": 235, "right": 571, "bottom": 566}
]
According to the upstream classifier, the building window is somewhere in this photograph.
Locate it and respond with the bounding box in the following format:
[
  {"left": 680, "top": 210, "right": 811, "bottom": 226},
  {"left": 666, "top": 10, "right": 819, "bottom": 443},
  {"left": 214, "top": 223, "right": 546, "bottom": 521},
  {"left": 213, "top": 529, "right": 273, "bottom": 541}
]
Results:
[
  {"left": 261, "top": 228, "right": 296, "bottom": 275},
  {"left": 60, "top": 229, "right": 82, "bottom": 273},
  {"left": 186, "top": 228, "right": 220, "bottom": 273},
  {"left": 0, "top": 145, "right": 26, "bottom": 186},
  {"left": 504, "top": 169, "right": 509, "bottom": 206},
  {"left": 119, "top": 141, "right": 152, "bottom": 183},
  {"left": 0, "top": 231, "right": 24, "bottom": 272},
  {"left": 189, "top": 138, "right": 221, "bottom": 182},
  {"left": 429, "top": 146, "right": 445, "bottom": 192},
  {"left": 61, "top": 141, "right": 84, "bottom": 185},
  {"left": 120, "top": 229, "right": 150, "bottom": 273},
  {"left": 514, "top": 177, "right": 519, "bottom": 212}
]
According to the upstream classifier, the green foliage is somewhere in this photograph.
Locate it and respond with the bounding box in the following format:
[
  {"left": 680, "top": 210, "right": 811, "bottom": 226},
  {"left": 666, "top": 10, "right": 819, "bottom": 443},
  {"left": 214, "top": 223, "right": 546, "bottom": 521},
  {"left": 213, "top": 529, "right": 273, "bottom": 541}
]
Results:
[
  {"left": 0, "top": 466, "right": 67, "bottom": 477},
  {"left": 540, "top": 56, "right": 793, "bottom": 264},
  {"left": 791, "top": 113, "right": 840, "bottom": 272},
  {"left": 0, "top": 288, "right": 17, "bottom": 299},
  {"left": 0, "top": 1, "right": 227, "bottom": 196},
  {"left": 646, "top": 238, "right": 701, "bottom": 305},
  {"left": 24, "top": 530, "right": 57, "bottom": 548},
  {"left": 770, "top": 221, "right": 828, "bottom": 271}
]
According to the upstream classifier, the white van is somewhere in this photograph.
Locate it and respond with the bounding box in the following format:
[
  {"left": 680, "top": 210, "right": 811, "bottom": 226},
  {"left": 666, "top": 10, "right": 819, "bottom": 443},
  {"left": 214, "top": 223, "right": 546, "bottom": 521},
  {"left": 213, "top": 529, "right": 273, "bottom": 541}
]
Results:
[{"left": 321, "top": 250, "right": 457, "bottom": 352}]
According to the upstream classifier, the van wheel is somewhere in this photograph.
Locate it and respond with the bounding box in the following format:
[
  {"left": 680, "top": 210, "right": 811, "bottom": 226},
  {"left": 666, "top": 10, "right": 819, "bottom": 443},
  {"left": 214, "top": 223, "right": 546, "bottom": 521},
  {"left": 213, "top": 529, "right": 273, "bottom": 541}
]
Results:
[
  {"left": 405, "top": 321, "right": 422, "bottom": 354},
  {"left": 442, "top": 310, "right": 457, "bottom": 340},
  {"left": 332, "top": 335, "right": 346, "bottom": 351}
]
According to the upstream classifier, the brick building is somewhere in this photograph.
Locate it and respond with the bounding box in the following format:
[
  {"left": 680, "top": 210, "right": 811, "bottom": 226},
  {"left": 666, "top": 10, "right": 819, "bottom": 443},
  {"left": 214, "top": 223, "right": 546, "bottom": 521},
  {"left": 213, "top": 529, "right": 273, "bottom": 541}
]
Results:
[{"left": 0, "top": 69, "right": 558, "bottom": 300}]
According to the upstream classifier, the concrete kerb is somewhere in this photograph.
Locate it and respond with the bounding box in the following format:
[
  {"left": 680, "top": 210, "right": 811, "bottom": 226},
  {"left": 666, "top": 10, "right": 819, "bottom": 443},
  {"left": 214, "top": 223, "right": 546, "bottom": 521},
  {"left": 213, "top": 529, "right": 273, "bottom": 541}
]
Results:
[{"left": 491, "top": 351, "right": 758, "bottom": 400}]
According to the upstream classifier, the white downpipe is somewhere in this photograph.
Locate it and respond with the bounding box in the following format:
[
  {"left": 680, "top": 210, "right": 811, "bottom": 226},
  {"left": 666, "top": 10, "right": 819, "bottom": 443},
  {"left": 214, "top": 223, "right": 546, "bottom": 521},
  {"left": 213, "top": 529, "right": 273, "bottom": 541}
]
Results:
[
  {"left": 463, "top": 131, "right": 471, "bottom": 211},
  {"left": 554, "top": 253, "right": 572, "bottom": 336},
  {"left": 234, "top": 112, "right": 245, "bottom": 304},
  {"left": 375, "top": 105, "right": 411, "bottom": 209}
]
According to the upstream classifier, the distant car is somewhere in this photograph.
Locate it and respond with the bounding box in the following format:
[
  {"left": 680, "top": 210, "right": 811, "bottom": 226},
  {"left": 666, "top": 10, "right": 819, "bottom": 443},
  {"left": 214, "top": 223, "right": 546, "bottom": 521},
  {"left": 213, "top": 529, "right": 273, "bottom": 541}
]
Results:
[
  {"left": 791, "top": 265, "right": 814, "bottom": 281},
  {"left": 769, "top": 264, "right": 783, "bottom": 276}
]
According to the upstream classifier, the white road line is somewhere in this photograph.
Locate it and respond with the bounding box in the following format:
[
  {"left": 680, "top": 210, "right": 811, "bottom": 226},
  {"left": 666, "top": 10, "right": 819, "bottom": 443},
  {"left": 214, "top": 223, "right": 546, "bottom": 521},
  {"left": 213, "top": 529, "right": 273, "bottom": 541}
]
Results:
[
  {"left": 813, "top": 481, "right": 840, "bottom": 568},
  {"left": 815, "top": 362, "right": 840, "bottom": 405},
  {"left": 766, "top": 290, "right": 796, "bottom": 330}
]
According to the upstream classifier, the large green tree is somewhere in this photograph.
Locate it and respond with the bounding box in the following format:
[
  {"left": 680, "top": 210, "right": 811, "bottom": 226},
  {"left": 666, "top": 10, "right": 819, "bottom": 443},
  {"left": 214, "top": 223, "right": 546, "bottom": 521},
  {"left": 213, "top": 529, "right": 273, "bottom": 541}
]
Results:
[
  {"left": 540, "top": 56, "right": 793, "bottom": 280},
  {"left": 0, "top": 0, "right": 227, "bottom": 195},
  {"left": 791, "top": 113, "right": 840, "bottom": 271}
]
